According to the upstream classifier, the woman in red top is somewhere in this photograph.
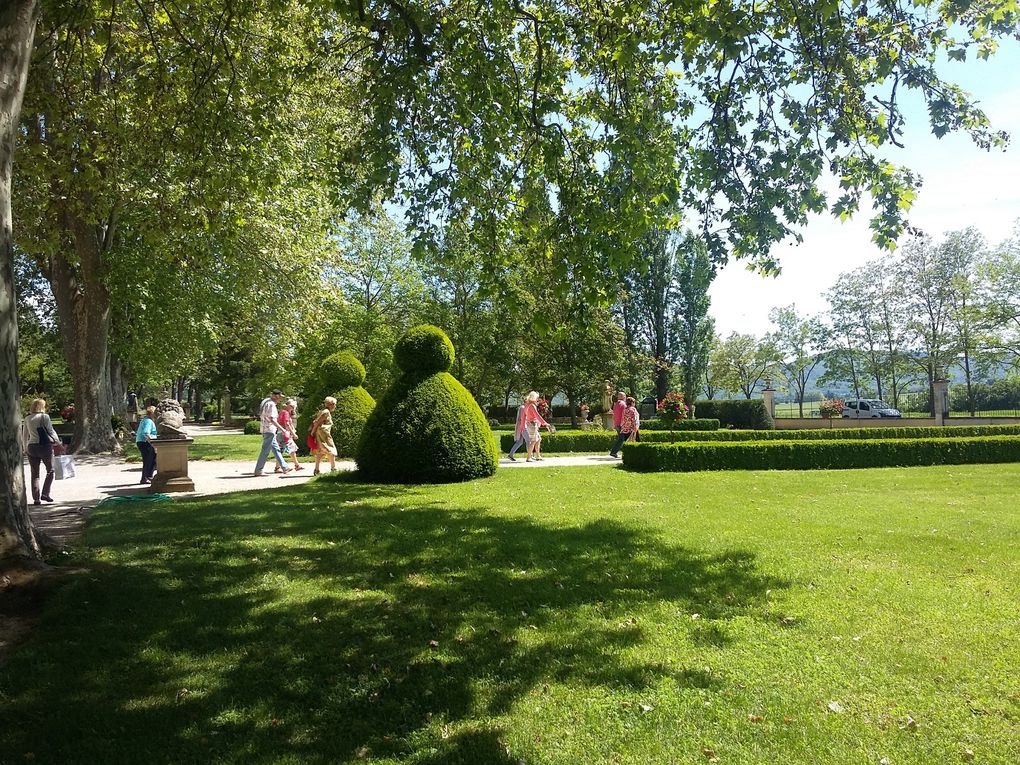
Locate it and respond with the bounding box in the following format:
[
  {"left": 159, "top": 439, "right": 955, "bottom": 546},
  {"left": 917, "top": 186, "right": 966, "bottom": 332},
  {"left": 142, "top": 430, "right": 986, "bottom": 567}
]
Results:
[
  {"left": 523, "top": 391, "right": 554, "bottom": 462},
  {"left": 276, "top": 398, "right": 303, "bottom": 472}
]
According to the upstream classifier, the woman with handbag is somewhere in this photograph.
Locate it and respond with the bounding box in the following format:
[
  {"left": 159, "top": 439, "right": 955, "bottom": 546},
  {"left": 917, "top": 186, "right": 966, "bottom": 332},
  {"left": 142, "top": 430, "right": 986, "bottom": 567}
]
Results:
[
  {"left": 20, "top": 398, "right": 60, "bottom": 504},
  {"left": 309, "top": 397, "right": 338, "bottom": 475}
]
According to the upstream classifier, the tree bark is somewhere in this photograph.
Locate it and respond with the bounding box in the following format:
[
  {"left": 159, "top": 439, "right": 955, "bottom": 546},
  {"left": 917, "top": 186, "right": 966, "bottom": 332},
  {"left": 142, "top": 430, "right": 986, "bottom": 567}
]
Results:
[
  {"left": 49, "top": 228, "right": 118, "bottom": 453},
  {"left": 0, "top": 0, "right": 41, "bottom": 564}
]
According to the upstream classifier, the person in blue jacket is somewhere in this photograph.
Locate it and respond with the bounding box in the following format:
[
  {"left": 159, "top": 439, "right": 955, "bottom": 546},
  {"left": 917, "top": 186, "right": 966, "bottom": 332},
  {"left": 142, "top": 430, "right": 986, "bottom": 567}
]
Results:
[{"left": 136, "top": 406, "right": 157, "bottom": 484}]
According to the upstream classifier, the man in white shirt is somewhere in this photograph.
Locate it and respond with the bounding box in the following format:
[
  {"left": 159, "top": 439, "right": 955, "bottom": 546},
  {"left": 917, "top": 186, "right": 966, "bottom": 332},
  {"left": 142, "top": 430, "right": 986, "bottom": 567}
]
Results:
[{"left": 254, "top": 389, "right": 291, "bottom": 476}]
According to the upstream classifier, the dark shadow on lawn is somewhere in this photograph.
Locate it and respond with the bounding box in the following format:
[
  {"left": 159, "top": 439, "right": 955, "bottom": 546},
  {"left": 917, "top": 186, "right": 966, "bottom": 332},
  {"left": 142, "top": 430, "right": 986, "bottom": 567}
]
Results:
[{"left": 0, "top": 474, "right": 788, "bottom": 765}]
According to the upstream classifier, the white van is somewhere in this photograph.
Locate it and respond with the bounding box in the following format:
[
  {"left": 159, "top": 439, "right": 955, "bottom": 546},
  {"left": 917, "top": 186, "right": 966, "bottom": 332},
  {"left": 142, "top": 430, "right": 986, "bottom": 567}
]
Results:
[{"left": 841, "top": 399, "right": 902, "bottom": 418}]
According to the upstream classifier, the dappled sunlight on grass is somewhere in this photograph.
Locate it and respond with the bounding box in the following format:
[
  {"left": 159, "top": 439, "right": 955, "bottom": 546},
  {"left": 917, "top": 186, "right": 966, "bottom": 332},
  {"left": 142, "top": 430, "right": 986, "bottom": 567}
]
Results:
[{"left": 3, "top": 466, "right": 1020, "bottom": 763}]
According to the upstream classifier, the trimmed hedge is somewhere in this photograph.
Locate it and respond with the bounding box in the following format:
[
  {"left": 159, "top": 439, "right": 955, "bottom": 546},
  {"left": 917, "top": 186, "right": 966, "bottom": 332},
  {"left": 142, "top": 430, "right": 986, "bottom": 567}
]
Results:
[
  {"left": 622, "top": 435, "right": 1020, "bottom": 472},
  {"left": 393, "top": 324, "right": 455, "bottom": 374},
  {"left": 357, "top": 326, "right": 497, "bottom": 483},
  {"left": 634, "top": 424, "right": 1020, "bottom": 443},
  {"left": 498, "top": 427, "right": 714, "bottom": 454},
  {"left": 694, "top": 399, "right": 774, "bottom": 430},
  {"left": 298, "top": 352, "right": 376, "bottom": 457},
  {"left": 638, "top": 419, "right": 720, "bottom": 431},
  {"left": 243, "top": 419, "right": 262, "bottom": 436}
]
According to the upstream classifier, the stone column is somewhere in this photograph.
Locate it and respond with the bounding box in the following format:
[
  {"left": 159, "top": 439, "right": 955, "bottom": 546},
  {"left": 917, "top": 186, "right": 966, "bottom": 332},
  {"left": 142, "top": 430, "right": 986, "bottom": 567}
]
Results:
[
  {"left": 150, "top": 438, "right": 196, "bottom": 493},
  {"left": 932, "top": 379, "right": 950, "bottom": 427},
  {"left": 761, "top": 386, "right": 776, "bottom": 419}
]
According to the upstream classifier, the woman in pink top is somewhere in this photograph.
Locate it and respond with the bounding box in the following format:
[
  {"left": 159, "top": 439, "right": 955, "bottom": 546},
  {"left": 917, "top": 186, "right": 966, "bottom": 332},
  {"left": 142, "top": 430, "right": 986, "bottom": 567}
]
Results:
[
  {"left": 276, "top": 399, "right": 303, "bottom": 472},
  {"left": 523, "top": 391, "right": 554, "bottom": 462}
]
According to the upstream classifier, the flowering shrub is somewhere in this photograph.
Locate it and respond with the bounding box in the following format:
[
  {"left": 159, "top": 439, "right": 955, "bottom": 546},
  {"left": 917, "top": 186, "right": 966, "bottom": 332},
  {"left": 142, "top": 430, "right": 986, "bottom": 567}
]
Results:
[
  {"left": 818, "top": 399, "right": 844, "bottom": 418},
  {"left": 60, "top": 404, "right": 76, "bottom": 422},
  {"left": 536, "top": 398, "right": 551, "bottom": 419},
  {"left": 656, "top": 392, "right": 689, "bottom": 428}
]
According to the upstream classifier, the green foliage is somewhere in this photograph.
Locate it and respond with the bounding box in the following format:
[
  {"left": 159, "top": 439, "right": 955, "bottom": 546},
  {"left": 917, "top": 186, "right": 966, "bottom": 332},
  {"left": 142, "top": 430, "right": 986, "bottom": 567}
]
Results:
[
  {"left": 498, "top": 422, "right": 721, "bottom": 454},
  {"left": 694, "top": 399, "right": 775, "bottom": 430},
  {"left": 393, "top": 324, "right": 455, "bottom": 375},
  {"left": 624, "top": 436, "right": 1020, "bottom": 472},
  {"left": 626, "top": 418, "right": 721, "bottom": 432},
  {"left": 329, "top": 386, "right": 377, "bottom": 458},
  {"left": 243, "top": 420, "right": 262, "bottom": 436},
  {"left": 297, "top": 352, "right": 376, "bottom": 457},
  {"left": 319, "top": 352, "right": 367, "bottom": 390},
  {"left": 358, "top": 371, "right": 497, "bottom": 483},
  {"left": 615, "top": 424, "right": 1020, "bottom": 443}
]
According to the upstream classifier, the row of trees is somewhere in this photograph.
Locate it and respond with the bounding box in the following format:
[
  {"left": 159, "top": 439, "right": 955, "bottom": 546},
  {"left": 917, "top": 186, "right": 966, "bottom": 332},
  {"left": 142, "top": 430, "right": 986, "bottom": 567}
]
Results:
[{"left": 701, "top": 223, "right": 1020, "bottom": 416}]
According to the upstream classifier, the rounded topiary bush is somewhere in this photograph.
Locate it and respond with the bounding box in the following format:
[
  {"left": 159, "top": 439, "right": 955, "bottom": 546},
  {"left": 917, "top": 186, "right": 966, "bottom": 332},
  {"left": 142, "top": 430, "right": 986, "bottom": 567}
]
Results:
[
  {"left": 318, "top": 351, "right": 367, "bottom": 389},
  {"left": 297, "top": 352, "right": 376, "bottom": 457},
  {"left": 393, "top": 324, "right": 455, "bottom": 375},
  {"left": 243, "top": 419, "right": 261, "bottom": 435},
  {"left": 357, "top": 326, "right": 497, "bottom": 483}
]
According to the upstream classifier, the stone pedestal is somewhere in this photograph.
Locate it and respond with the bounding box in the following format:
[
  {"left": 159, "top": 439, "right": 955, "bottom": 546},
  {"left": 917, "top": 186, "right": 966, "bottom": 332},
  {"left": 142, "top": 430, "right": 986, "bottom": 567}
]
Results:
[
  {"left": 151, "top": 437, "right": 195, "bottom": 493},
  {"left": 933, "top": 379, "right": 950, "bottom": 427},
  {"left": 762, "top": 387, "right": 776, "bottom": 419},
  {"left": 601, "top": 412, "right": 613, "bottom": 430}
]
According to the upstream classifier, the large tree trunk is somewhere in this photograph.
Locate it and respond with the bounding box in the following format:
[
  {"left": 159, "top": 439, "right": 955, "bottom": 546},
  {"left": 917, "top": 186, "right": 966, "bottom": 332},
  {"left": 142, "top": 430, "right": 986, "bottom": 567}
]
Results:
[
  {"left": 0, "top": 0, "right": 41, "bottom": 564},
  {"left": 49, "top": 225, "right": 118, "bottom": 453},
  {"left": 110, "top": 354, "right": 128, "bottom": 424}
]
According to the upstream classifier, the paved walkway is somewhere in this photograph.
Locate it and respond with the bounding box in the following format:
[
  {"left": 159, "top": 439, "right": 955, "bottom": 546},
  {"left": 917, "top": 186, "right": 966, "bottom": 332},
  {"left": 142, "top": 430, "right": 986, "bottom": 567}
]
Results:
[{"left": 24, "top": 430, "right": 615, "bottom": 548}]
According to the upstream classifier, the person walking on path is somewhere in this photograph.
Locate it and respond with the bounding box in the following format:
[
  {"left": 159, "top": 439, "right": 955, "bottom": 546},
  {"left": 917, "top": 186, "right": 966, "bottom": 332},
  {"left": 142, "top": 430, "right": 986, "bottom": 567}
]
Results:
[
  {"left": 254, "top": 389, "right": 291, "bottom": 476},
  {"left": 20, "top": 398, "right": 60, "bottom": 504},
  {"left": 276, "top": 398, "right": 304, "bottom": 472},
  {"left": 507, "top": 399, "right": 531, "bottom": 461},
  {"left": 523, "top": 391, "right": 554, "bottom": 462},
  {"left": 612, "top": 391, "right": 627, "bottom": 434},
  {"left": 309, "top": 397, "right": 338, "bottom": 475},
  {"left": 610, "top": 396, "right": 641, "bottom": 458},
  {"left": 135, "top": 406, "right": 158, "bottom": 484}
]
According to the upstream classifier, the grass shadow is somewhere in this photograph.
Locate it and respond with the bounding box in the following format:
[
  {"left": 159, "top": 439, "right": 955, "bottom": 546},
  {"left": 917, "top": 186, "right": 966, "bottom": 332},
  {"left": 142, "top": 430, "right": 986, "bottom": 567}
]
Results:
[{"left": 0, "top": 474, "right": 788, "bottom": 764}]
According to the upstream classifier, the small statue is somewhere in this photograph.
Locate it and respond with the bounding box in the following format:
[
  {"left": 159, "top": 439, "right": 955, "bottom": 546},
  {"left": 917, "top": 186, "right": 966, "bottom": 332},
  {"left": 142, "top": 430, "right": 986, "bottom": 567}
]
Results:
[
  {"left": 155, "top": 399, "right": 188, "bottom": 439},
  {"left": 601, "top": 379, "right": 613, "bottom": 413}
]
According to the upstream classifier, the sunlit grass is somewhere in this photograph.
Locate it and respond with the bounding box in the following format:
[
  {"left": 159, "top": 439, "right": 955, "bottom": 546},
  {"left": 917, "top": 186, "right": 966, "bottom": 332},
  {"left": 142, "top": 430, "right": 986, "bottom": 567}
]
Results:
[{"left": 2, "top": 465, "right": 1019, "bottom": 764}]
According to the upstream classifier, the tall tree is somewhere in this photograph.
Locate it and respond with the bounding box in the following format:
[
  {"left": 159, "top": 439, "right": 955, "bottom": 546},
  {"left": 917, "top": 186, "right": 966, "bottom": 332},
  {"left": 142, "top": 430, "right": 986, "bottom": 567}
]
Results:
[
  {"left": 711, "top": 332, "right": 778, "bottom": 400},
  {"left": 15, "top": 0, "right": 347, "bottom": 452},
  {"left": 980, "top": 222, "right": 1020, "bottom": 371},
  {"left": 769, "top": 305, "right": 827, "bottom": 417},
  {"left": 675, "top": 236, "right": 715, "bottom": 405},
  {"left": 1, "top": 0, "right": 40, "bottom": 565},
  {"left": 896, "top": 232, "right": 973, "bottom": 415}
]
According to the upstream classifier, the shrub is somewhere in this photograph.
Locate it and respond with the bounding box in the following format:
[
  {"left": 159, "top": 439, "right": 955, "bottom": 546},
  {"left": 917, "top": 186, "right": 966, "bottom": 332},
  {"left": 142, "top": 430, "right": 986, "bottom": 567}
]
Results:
[
  {"left": 497, "top": 424, "right": 720, "bottom": 454},
  {"left": 656, "top": 391, "right": 689, "bottom": 428},
  {"left": 298, "top": 352, "right": 376, "bottom": 458},
  {"left": 318, "top": 352, "right": 367, "bottom": 390},
  {"left": 636, "top": 424, "right": 1020, "bottom": 442},
  {"left": 243, "top": 419, "right": 262, "bottom": 435},
  {"left": 694, "top": 399, "right": 774, "bottom": 429},
  {"left": 357, "top": 326, "right": 497, "bottom": 483},
  {"left": 818, "top": 399, "right": 844, "bottom": 418},
  {"left": 392, "top": 324, "right": 455, "bottom": 375},
  {"left": 60, "top": 404, "right": 76, "bottom": 422},
  {"left": 328, "top": 386, "right": 377, "bottom": 457},
  {"left": 640, "top": 418, "right": 719, "bottom": 431},
  {"left": 622, "top": 435, "right": 1020, "bottom": 472}
]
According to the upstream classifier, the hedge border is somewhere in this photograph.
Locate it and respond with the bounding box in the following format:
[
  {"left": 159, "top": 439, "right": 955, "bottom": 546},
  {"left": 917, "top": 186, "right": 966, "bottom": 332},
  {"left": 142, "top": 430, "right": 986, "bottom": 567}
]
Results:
[
  {"left": 497, "top": 421, "right": 720, "bottom": 454},
  {"left": 622, "top": 435, "right": 1020, "bottom": 472},
  {"left": 634, "top": 424, "right": 1020, "bottom": 442}
]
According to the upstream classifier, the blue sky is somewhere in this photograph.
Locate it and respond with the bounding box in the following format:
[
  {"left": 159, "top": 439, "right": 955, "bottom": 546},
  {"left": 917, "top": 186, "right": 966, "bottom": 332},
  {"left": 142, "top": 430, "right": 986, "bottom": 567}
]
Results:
[{"left": 710, "top": 41, "right": 1020, "bottom": 336}]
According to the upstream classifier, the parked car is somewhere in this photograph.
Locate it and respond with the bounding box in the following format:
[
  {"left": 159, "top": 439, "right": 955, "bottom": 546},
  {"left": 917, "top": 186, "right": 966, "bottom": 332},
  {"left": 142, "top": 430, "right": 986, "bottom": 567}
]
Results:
[{"left": 842, "top": 399, "right": 901, "bottom": 418}]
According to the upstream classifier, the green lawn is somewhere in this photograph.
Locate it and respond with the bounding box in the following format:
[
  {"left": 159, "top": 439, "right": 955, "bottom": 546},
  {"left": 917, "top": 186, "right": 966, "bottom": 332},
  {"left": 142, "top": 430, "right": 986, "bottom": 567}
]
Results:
[{"left": 3, "top": 465, "right": 1020, "bottom": 764}]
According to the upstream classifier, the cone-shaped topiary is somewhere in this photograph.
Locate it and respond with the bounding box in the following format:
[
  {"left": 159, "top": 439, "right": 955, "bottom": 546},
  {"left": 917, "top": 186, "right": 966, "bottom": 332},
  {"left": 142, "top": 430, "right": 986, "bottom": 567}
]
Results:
[
  {"left": 298, "top": 352, "right": 375, "bottom": 457},
  {"left": 357, "top": 325, "right": 497, "bottom": 483}
]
